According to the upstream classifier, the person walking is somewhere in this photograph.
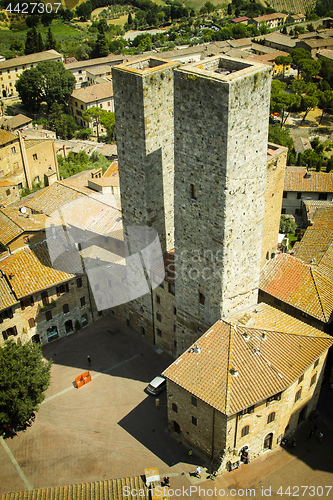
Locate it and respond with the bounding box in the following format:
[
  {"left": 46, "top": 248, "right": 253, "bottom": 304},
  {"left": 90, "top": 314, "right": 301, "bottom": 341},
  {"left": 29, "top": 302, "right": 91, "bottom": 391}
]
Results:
[
  {"left": 87, "top": 355, "right": 91, "bottom": 365},
  {"left": 195, "top": 466, "right": 202, "bottom": 479},
  {"left": 188, "top": 449, "right": 193, "bottom": 460}
]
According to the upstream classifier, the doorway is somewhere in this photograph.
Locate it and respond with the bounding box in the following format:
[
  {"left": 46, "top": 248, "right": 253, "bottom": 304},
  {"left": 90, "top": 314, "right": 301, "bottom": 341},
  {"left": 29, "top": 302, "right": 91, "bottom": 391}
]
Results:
[{"left": 263, "top": 433, "right": 273, "bottom": 450}]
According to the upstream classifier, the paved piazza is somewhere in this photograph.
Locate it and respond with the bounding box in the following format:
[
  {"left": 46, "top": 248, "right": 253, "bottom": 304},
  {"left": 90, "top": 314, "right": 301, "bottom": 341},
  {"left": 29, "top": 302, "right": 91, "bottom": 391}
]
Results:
[{"left": 0, "top": 316, "right": 332, "bottom": 499}]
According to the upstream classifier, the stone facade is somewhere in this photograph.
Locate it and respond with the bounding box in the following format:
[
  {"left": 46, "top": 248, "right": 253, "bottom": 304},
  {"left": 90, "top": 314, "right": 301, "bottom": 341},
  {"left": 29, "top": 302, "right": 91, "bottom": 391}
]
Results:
[
  {"left": 173, "top": 56, "right": 272, "bottom": 353},
  {"left": 261, "top": 143, "right": 287, "bottom": 268},
  {"left": 0, "top": 274, "right": 94, "bottom": 345},
  {"left": 166, "top": 350, "right": 327, "bottom": 471}
]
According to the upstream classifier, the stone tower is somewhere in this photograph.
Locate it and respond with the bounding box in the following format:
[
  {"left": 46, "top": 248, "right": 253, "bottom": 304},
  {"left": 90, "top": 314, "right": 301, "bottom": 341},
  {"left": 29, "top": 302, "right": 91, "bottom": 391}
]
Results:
[
  {"left": 173, "top": 56, "right": 272, "bottom": 352},
  {"left": 112, "top": 57, "right": 177, "bottom": 344},
  {"left": 112, "top": 57, "right": 177, "bottom": 253}
]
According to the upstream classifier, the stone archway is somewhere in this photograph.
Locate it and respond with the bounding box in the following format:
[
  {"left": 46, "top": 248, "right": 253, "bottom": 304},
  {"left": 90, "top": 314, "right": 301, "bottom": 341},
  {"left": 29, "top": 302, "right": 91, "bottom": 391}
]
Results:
[
  {"left": 173, "top": 421, "right": 180, "bottom": 434},
  {"left": 263, "top": 433, "right": 273, "bottom": 450}
]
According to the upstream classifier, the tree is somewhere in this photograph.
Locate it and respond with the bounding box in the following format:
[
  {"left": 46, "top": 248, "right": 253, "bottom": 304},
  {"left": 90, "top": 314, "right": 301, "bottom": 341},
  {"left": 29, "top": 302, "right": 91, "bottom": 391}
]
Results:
[
  {"left": 227, "top": 3, "right": 232, "bottom": 15},
  {"left": 299, "top": 59, "right": 321, "bottom": 82},
  {"left": 76, "top": 1, "right": 92, "bottom": 21},
  {"left": 317, "top": 89, "right": 333, "bottom": 123},
  {"left": 25, "top": 14, "right": 39, "bottom": 28},
  {"left": 0, "top": 339, "right": 51, "bottom": 427},
  {"left": 25, "top": 26, "right": 38, "bottom": 55},
  {"left": 10, "top": 39, "right": 25, "bottom": 52},
  {"left": 100, "top": 110, "right": 116, "bottom": 141},
  {"left": 301, "top": 94, "right": 319, "bottom": 122},
  {"left": 49, "top": 103, "right": 77, "bottom": 139},
  {"left": 290, "top": 48, "right": 312, "bottom": 77},
  {"left": 94, "top": 32, "right": 109, "bottom": 58},
  {"left": 275, "top": 55, "right": 292, "bottom": 78},
  {"left": 16, "top": 61, "right": 76, "bottom": 112},
  {"left": 128, "top": 12, "right": 133, "bottom": 25},
  {"left": 46, "top": 27, "right": 56, "bottom": 50},
  {"left": 83, "top": 106, "right": 104, "bottom": 141},
  {"left": 38, "top": 32, "right": 45, "bottom": 52},
  {"left": 279, "top": 214, "right": 297, "bottom": 234}
]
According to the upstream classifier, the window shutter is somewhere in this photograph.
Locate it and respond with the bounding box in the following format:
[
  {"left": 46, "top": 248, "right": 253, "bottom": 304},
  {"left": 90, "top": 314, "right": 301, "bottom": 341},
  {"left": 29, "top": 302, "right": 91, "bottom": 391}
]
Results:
[
  {"left": 21, "top": 300, "right": 25, "bottom": 311},
  {"left": 56, "top": 287, "right": 60, "bottom": 296}
]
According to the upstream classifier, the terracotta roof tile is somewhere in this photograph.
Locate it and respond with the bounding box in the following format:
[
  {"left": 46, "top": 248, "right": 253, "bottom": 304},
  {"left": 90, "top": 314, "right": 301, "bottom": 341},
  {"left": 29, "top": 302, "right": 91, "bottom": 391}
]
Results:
[
  {"left": 0, "top": 129, "right": 18, "bottom": 146},
  {"left": 0, "top": 211, "right": 22, "bottom": 245},
  {"left": 164, "top": 303, "right": 333, "bottom": 415},
  {"left": 259, "top": 253, "right": 329, "bottom": 322},
  {"left": 0, "top": 242, "right": 74, "bottom": 299},
  {"left": 294, "top": 207, "right": 333, "bottom": 264},
  {"left": 0, "top": 274, "right": 16, "bottom": 310},
  {"left": 71, "top": 81, "right": 113, "bottom": 103},
  {"left": 23, "top": 182, "right": 87, "bottom": 215},
  {"left": 284, "top": 166, "right": 333, "bottom": 192},
  {"left": 0, "top": 50, "right": 61, "bottom": 71},
  {"left": 0, "top": 477, "right": 149, "bottom": 500}
]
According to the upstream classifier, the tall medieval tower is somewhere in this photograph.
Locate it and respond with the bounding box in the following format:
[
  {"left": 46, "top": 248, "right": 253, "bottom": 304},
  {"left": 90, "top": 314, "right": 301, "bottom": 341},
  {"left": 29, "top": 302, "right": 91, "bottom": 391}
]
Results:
[
  {"left": 112, "top": 55, "right": 272, "bottom": 355},
  {"left": 112, "top": 57, "right": 177, "bottom": 344},
  {"left": 173, "top": 56, "right": 272, "bottom": 352}
]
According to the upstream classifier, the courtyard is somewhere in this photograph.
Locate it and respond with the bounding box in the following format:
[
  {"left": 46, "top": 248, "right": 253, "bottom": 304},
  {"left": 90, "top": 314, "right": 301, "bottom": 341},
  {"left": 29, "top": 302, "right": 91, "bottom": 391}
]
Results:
[{"left": 0, "top": 316, "right": 333, "bottom": 499}]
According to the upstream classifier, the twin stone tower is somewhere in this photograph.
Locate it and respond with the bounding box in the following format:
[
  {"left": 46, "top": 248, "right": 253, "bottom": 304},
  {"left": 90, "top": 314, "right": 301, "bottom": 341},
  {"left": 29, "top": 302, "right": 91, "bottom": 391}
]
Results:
[{"left": 112, "top": 55, "right": 272, "bottom": 356}]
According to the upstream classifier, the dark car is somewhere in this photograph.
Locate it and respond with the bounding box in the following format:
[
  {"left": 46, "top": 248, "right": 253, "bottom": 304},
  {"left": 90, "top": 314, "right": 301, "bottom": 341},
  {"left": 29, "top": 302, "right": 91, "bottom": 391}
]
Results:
[{"left": 146, "top": 375, "right": 166, "bottom": 395}]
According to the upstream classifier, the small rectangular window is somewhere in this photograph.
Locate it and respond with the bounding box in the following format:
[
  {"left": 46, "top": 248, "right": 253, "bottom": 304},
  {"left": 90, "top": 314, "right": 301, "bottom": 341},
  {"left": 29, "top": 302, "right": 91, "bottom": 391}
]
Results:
[
  {"left": 191, "top": 396, "right": 197, "bottom": 407},
  {"left": 191, "top": 416, "right": 197, "bottom": 426},
  {"left": 295, "top": 388, "right": 302, "bottom": 402},
  {"left": 310, "top": 373, "right": 317, "bottom": 387},
  {"left": 77, "top": 277, "right": 82, "bottom": 288},
  {"left": 11, "top": 147, "right": 16, "bottom": 154},
  {"left": 283, "top": 192, "right": 287, "bottom": 199},
  {"left": 168, "top": 283, "right": 175, "bottom": 296},
  {"left": 45, "top": 310, "right": 52, "bottom": 321},
  {"left": 156, "top": 295, "right": 161, "bottom": 304},
  {"left": 157, "top": 328, "right": 162, "bottom": 337},
  {"left": 297, "top": 192, "right": 302, "bottom": 199},
  {"left": 41, "top": 291, "right": 49, "bottom": 306},
  {"left": 33, "top": 153, "right": 37, "bottom": 161},
  {"left": 174, "top": 307, "right": 177, "bottom": 315},
  {"left": 173, "top": 324, "right": 176, "bottom": 332},
  {"left": 298, "top": 374, "right": 304, "bottom": 384},
  {"left": 80, "top": 296, "right": 86, "bottom": 307},
  {"left": 63, "top": 304, "right": 69, "bottom": 314},
  {"left": 6, "top": 189, "right": 10, "bottom": 196},
  {"left": 199, "top": 292, "right": 205, "bottom": 304},
  {"left": 172, "top": 403, "right": 178, "bottom": 413},
  {"left": 28, "top": 318, "right": 36, "bottom": 328},
  {"left": 156, "top": 313, "right": 161, "bottom": 322},
  {"left": 191, "top": 183, "right": 196, "bottom": 200}
]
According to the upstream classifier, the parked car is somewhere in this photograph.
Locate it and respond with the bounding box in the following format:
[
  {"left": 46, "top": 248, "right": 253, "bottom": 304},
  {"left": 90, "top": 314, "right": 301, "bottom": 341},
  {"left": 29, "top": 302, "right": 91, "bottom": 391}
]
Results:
[{"left": 146, "top": 375, "right": 166, "bottom": 395}]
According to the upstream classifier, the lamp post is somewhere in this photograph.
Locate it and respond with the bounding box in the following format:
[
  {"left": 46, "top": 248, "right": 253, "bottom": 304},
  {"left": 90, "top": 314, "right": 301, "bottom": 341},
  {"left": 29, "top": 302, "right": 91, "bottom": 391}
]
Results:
[{"left": 95, "top": 97, "right": 99, "bottom": 142}]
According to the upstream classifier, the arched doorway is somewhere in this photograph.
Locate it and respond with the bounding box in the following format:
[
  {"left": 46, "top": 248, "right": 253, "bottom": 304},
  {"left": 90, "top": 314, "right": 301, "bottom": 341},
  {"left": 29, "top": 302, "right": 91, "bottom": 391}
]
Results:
[
  {"left": 298, "top": 405, "right": 308, "bottom": 425},
  {"left": 31, "top": 334, "right": 40, "bottom": 343},
  {"left": 263, "top": 433, "right": 273, "bottom": 450},
  {"left": 47, "top": 326, "right": 58, "bottom": 342},
  {"left": 2, "top": 90, "right": 7, "bottom": 98},
  {"left": 65, "top": 320, "right": 73, "bottom": 333},
  {"left": 173, "top": 421, "right": 180, "bottom": 434}
]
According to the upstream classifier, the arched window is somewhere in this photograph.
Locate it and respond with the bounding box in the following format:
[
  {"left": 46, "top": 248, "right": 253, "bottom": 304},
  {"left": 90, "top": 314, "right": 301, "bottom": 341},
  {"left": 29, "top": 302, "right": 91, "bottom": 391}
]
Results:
[
  {"left": 241, "top": 425, "right": 249, "bottom": 437},
  {"left": 267, "top": 412, "right": 276, "bottom": 424}
]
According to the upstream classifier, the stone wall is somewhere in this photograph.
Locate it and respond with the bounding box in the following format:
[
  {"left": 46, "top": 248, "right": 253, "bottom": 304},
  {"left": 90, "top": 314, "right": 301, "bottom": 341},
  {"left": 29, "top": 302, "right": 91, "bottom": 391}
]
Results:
[
  {"left": 173, "top": 57, "right": 272, "bottom": 352},
  {"left": 166, "top": 350, "right": 327, "bottom": 473},
  {"left": 261, "top": 144, "right": 287, "bottom": 268}
]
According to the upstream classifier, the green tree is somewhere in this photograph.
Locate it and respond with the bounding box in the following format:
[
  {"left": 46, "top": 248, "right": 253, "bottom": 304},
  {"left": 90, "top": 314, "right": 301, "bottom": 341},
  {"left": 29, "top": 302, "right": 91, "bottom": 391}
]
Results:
[
  {"left": 319, "top": 56, "right": 333, "bottom": 83},
  {"left": 317, "top": 89, "right": 333, "bottom": 123},
  {"left": 227, "top": 3, "right": 232, "bottom": 15},
  {"left": 301, "top": 94, "right": 319, "bottom": 121},
  {"left": 49, "top": 103, "right": 77, "bottom": 139},
  {"left": 76, "top": 1, "right": 92, "bottom": 21},
  {"left": 275, "top": 55, "right": 292, "bottom": 78},
  {"left": 100, "top": 110, "right": 116, "bottom": 141},
  {"left": 0, "top": 339, "right": 52, "bottom": 427},
  {"left": 290, "top": 47, "right": 312, "bottom": 77},
  {"left": 16, "top": 61, "right": 76, "bottom": 112},
  {"left": 279, "top": 215, "right": 297, "bottom": 233},
  {"left": 128, "top": 12, "right": 133, "bottom": 25},
  {"left": 25, "top": 26, "right": 38, "bottom": 55},
  {"left": 83, "top": 106, "right": 104, "bottom": 141},
  {"left": 299, "top": 59, "right": 321, "bottom": 82},
  {"left": 94, "top": 32, "right": 109, "bottom": 58},
  {"left": 10, "top": 39, "right": 25, "bottom": 52},
  {"left": 38, "top": 32, "right": 45, "bottom": 52},
  {"left": 46, "top": 27, "right": 56, "bottom": 50}
]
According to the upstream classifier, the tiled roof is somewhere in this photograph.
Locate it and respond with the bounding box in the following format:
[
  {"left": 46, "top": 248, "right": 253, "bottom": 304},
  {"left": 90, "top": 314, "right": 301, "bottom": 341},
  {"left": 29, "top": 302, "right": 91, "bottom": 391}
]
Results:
[
  {"left": 23, "top": 182, "right": 87, "bottom": 215},
  {"left": 0, "top": 476, "right": 149, "bottom": 500},
  {"left": 64, "top": 54, "right": 123, "bottom": 70},
  {"left": 317, "top": 48, "right": 333, "bottom": 60},
  {"left": 61, "top": 170, "right": 101, "bottom": 195},
  {"left": 254, "top": 33, "right": 296, "bottom": 48},
  {"left": 0, "top": 114, "right": 32, "bottom": 129},
  {"left": 0, "top": 211, "right": 23, "bottom": 246},
  {"left": 231, "top": 16, "right": 249, "bottom": 22},
  {"left": 0, "top": 207, "right": 46, "bottom": 235},
  {"left": 294, "top": 206, "right": 333, "bottom": 264},
  {"left": 0, "top": 129, "right": 18, "bottom": 146},
  {"left": 252, "top": 12, "right": 286, "bottom": 22},
  {"left": 284, "top": 166, "right": 333, "bottom": 192},
  {"left": 260, "top": 253, "right": 330, "bottom": 321},
  {"left": 163, "top": 303, "right": 332, "bottom": 415},
  {"left": 302, "top": 199, "right": 333, "bottom": 224},
  {"left": 0, "top": 50, "right": 61, "bottom": 71},
  {"left": 0, "top": 242, "right": 74, "bottom": 299},
  {"left": 71, "top": 81, "right": 113, "bottom": 103},
  {"left": 0, "top": 274, "right": 16, "bottom": 310}
]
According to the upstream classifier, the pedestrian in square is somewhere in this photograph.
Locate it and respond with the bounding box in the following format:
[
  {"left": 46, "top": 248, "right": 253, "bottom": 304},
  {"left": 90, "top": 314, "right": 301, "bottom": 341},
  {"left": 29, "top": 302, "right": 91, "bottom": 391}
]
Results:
[
  {"left": 195, "top": 466, "right": 201, "bottom": 478},
  {"left": 87, "top": 355, "right": 91, "bottom": 365},
  {"left": 188, "top": 449, "right": 193, "bottom": 459}
]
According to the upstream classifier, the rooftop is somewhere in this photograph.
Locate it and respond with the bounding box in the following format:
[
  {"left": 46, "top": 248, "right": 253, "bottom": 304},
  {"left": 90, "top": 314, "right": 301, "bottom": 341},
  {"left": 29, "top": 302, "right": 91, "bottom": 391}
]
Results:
[
  {"left": 163, "top": 303, "right": 332, "bottom": 415},
  {"left": 0, "top": 129, "right": 18, "bottom": 146},
  {"left": 0, "top": 242, "right": 74, "bottom": 299},
  {"left": 0, "top": 114, "right": 32, "bottom": 130},
  {"left": 0, "top": 273, "right": 17, "bottom": 311},
  {"left": 114, "top": 56, "right": 176, "bottom": 74},
  {"left": 71, "top": 81, "right": 113, "bottom": 103},
  {"left": 0, "top": 50, "right": 61, "bottom": 71},
  {"left": 294, "top": 206, "right": 333, "bottom": 264},
  {"left": 284, "top": 166, "right": 333, "bottom": 192}
]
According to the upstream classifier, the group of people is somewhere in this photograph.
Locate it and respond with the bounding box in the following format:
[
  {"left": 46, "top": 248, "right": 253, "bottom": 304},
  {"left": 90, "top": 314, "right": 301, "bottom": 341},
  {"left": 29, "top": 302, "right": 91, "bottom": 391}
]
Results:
[{"left": 2, "top": 412, "right": 36, "bottom": 439}]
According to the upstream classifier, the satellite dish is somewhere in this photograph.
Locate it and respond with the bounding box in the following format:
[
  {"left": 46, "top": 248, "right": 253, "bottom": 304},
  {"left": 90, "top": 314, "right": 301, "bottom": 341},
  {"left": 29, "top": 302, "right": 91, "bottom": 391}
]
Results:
[{"left": 20, "top": 206, "right": 27, "bottom": 214}]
